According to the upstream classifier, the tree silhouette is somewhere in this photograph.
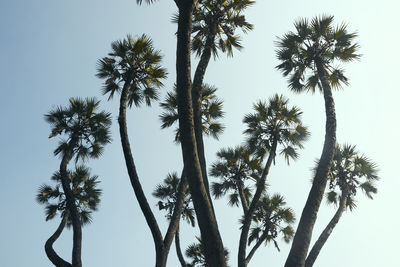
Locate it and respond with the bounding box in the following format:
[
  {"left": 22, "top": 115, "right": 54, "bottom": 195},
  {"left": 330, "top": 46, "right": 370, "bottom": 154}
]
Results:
[
  {"left": 305, "top": 144, "right": 379, "bottom": 267},
  {"left": 276, "top": 15, "right": 360, "bottom": 267}
]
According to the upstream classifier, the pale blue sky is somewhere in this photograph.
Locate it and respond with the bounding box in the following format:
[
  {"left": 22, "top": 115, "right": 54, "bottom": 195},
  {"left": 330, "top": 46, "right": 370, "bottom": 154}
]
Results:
[{"left": 1, "top": 0, "right": 399, "bottom": 266}]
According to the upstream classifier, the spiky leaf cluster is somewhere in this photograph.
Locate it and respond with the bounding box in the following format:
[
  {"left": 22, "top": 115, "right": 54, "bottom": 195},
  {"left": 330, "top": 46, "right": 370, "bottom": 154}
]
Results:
[
  {"left": 185, "top": 237, "right": 230, "bottom": 267},
  {"left": 96, "top": 34, "right": 167, "bottom": 107},
  {"left": 45, "top": 97, "right": 112, "bottom": 162},
  {"left": 243, "top": 94, "right": 309, "bottom": 163},
  {"left": 247, "top": 194, "right": 295, "bottom": 251},
  {"left": 323, "top": 144, "right": 379, "bottom": 210},
  {"left": 153, "top": 173, "right": 195, "bottom": 227},
  {"left": 160, "top": 84, "right": 224, "bottom": 142},
  {"left": 276, "top": 15, "right": 360, "bottom": 93},
  {"left": 37, "top": 166, "right": 102, "bottom": 227},
  {"left": 210, "top": 146, "right": 261, "bottom": 206},
  {"left": 191, "top": 0, "right": 254, "bottom": 57}
]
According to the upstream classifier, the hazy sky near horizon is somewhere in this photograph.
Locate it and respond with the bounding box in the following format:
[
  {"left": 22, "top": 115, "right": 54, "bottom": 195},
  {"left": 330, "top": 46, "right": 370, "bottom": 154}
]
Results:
[{"left": 1, "top": 0, "right": 399, "bottom": 266}]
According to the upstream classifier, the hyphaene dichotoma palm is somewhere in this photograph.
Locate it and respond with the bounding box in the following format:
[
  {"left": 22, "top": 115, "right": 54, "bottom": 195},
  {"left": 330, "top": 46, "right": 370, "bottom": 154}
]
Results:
[
  {"left": 305, "top": 144, "right": 379, "bottom": 267},
  {"left": 276, "top": 15, "right": 360, "bottom": 267},
  {"left": 44, "top": 97, "right": 111, "bottom": 267}
]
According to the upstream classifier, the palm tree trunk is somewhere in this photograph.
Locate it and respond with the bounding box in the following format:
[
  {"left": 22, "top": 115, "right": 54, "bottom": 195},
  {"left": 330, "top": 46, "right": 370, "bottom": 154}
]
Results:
[
  {"left": 175, "top": 1, "right": 227, "bottom": 266},
  {"left": 118, "top": 82, "right": 165, "bottom": 267},
  {"left": 238, "top": 139, "right": 277, "bottom": 267},
  {"left": 192, "top": 29, "right": 217, "bottom": 205},
  {"left": 175, "top": 224, "right": 188, "bottom": 267},
  {"left": 237, "top": 182, "right": 249, "bottom": 214},
  {"left": 45, "top": 215, "right": 72, "bottom": 267},
  {"left": 245, "top": 230, "right": 269, "bottom": 265},
  {"left": 59, "top": 140, "right": 82, "bottom": 267},
  {"left": 305, "top": 190, "right": 348, "bottom": 267},
  {"left": 284, "top": 60, "right": 336, "bottom": 267}
]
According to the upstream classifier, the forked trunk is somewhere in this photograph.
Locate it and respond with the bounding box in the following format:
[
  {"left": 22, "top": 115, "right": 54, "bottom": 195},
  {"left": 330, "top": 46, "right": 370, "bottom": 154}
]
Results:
[
  {"left": 305, "top": 190, "right": 348, "bottom": 267},
  {"left": 45, "top": 215, "right": 72, "bottom": 267},
  {"left": 118, "top": 82, "right": 186, "bottom": 267},
  {"left": 238, "top": 139, "right": 277, "bottom": 267},
  {"left": 59, "top": 139, "right": 82, "bottom": 267},
  {"left": 284, "top": 60, "right": 336, "bottom": 267},
  {"left": 175, "top": 225, "right": 188, "bottom": 267},
  {"left": 245, "top": 230, "right": 269, "bottom": 265},
  {"left": 192, "top": 27, "right": 217, "bottom": 205},
  {"left": 175, "top": 1, "right": 227, "bottom": 266}
]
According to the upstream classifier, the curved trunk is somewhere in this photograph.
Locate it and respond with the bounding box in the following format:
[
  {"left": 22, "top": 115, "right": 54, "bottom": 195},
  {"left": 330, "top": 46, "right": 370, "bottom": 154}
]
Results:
[
  {"left": 175, "top": 1, "right": 227, "bottom": 266},
  {"left": 245, "top": 230, "right": 269, "bottom": 265},
  {"left": 238, "top": 140, "right": 277, "bottom": 267},
  {"left": 175, "top": 225, "right": 188, "bottom": 267},
  {"left": 284, "top": 60, "right": 336, "bottom": 267},
  {"left": 118, "top": 82, "right": 165, "bottom": 266},
  {"left": 45, "top": 215, "right": 72, "bottom": 267},
  {"left": 59, "top": 140, "right": 82, "bottom": 267},
  {"left": 192, "top": 28, "right": 217, "bottom": 205},
  {"left": 305, "top": 190, "right": 348, "bottom": 267}
]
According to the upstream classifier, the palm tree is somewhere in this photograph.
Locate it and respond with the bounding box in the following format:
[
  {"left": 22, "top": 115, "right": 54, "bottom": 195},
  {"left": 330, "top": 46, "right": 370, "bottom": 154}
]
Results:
[
  {"left": 45, "top": 97, "right": 111, "bottom": 267},
  {"left": 276, "top": 15, "right": 360, "bottom": 267},
  {"left": 210, "top": 146, "right": 261, "bottom": 214},
  {"left": 305, "top": 144, "right": 379, "bottom": 267},
  {"left": 190, "top": 0, "right": 254, "bottom": 202},
  {"left": 245, "top": 194, "right": 295, "bottom": 265},
  {"left": 185, "top": 237, "right": 230, "bottom": 267},
  {"left": 238, "top": 94, "right": 309, "bottom": 267},
  {"left": 97, "top": 34, "right": 188, "bottom": 267},
  {"left": 160, "top": 83, "right": 224, "bottom": 143},
  {"left": 37, "top": 167, "right": 102, "bottom": 267},
  {"left": 153, "top": 172, "right": 196, "bottom": 267}
]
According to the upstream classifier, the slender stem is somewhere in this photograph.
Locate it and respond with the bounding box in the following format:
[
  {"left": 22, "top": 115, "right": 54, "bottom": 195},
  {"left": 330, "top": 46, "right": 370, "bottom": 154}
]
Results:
[
  {"left": 238, "top": 139, "right": 277, "bottom": 267},
  {"left": 45, "top": 215, "right": 72, "bottom": 267},
  {"left": 285, "top": 59, "right": 336, "bottom": 267},
  {"left": 245, "top": 230, "right": 269, "bottom": 265},
  {"left": 175, "top": 224, "right": 188, "bottom": 267}
]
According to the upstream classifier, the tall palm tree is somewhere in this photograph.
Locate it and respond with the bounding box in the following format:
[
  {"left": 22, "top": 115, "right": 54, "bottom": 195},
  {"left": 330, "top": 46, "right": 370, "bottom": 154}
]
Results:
[
  {"left": 37, "top": 167, "right": 102, "bottom": 267},
  {"left": 153, "top": 172, "right": 196, "bottom": 267},
  {"left": 190, "top": 0, "right": 254, "bottom": 202},
  {"left": 97, "top": 34, "right": 187, "bottom": 267},
  {"left": 238, "top": 94, "right": 309, "bottom": 267},
  {"left": 45, "top": 97, "right": 111, "bottom": 267},
  {"left": 160, "top": 83, "right": 224, "bottom": 142},
  {"left": 210, "top": 146, "right": 261, "bottom": 214},
  {"left": 276, "top": 15, "right": 360, "bottom": 267},
  {"left": 305, "top": 144, "right": 379, "bottom": 267},
  {"left": 245, "top": 194, "right": 295, "bottom": 265}
]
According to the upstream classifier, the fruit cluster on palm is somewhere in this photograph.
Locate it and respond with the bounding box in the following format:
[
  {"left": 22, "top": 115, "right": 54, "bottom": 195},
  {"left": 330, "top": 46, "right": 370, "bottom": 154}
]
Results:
[
  {"left": 276, "top": 15, "right": 360, "bottom": 267},
  {"left": 41, "top": 97, "right": 111, "bottom": 267}
]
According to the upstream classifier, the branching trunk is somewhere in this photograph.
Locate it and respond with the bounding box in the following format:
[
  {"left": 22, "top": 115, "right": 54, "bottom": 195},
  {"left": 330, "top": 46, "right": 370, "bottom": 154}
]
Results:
[
  {"left": 245, "top": 230, "right": 269, "bottom": 265},
  {"left": 118, "top": 83, "right": 166, "bottom": 266},
  {"left": 59, "top": 140, "right": 82, "bottom": 267},
  {"left": 305, "top": 190, "right": 348, "bottom": 267},
  {"left": 284, "top": 60, "right": 336, "bottom": 267},
  {"left": 45, "top": 215, "right": 72, "bottom": 267},
  {"left": 118, "top": 82, "right": 187, "bottom": 267},
  {"left": 238, "top": 140, "right": 277, "bottom": 267},
  {"left": 175, "top": 225, "right": 188, "bottom": 267},
  {"left": 192, "top": 28, "right": 216, "bottom": 205},
  {"left": 175, "top": 1, "right": 227, "bottom": 266}
]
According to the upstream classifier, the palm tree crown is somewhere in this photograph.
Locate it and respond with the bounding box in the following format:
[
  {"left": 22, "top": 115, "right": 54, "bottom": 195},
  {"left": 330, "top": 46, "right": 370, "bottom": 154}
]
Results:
[
  {"left": 243, "top": 94, "right": 309, "bottom": 163},
  {"left": 276, "top": 15, "right": 360, "bottom": 93},
  {"left": 325, "top": 144, "right": 379, "bottom": 210},
  {"left": 191, "top": 0, "right": 254, "bottom": 57},
  {"left": 247, "top": 194, "right": 295, "bottom": 251},
  {"left": 96, "top": 34, "right": 167, "bottom": 107},
  {"left": 37, "top": 166, "right": 102, "bottom": 226},
  {"left": 153, "top": 172, "right": 196, "bottom": 227},
  {"left": 210, "top": 146, "right": 261, "bottom": 207},
  {"left": 160, "top": 83, "right": 224, "bottom": 142},
  {"left": 45, "top": 97, "right": 112, "bottom": 162}
]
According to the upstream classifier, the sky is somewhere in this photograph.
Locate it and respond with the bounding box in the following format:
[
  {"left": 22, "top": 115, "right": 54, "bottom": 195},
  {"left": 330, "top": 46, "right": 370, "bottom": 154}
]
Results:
[{"left": 1, "top": 0, "right": 399, "bottom": 266}]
